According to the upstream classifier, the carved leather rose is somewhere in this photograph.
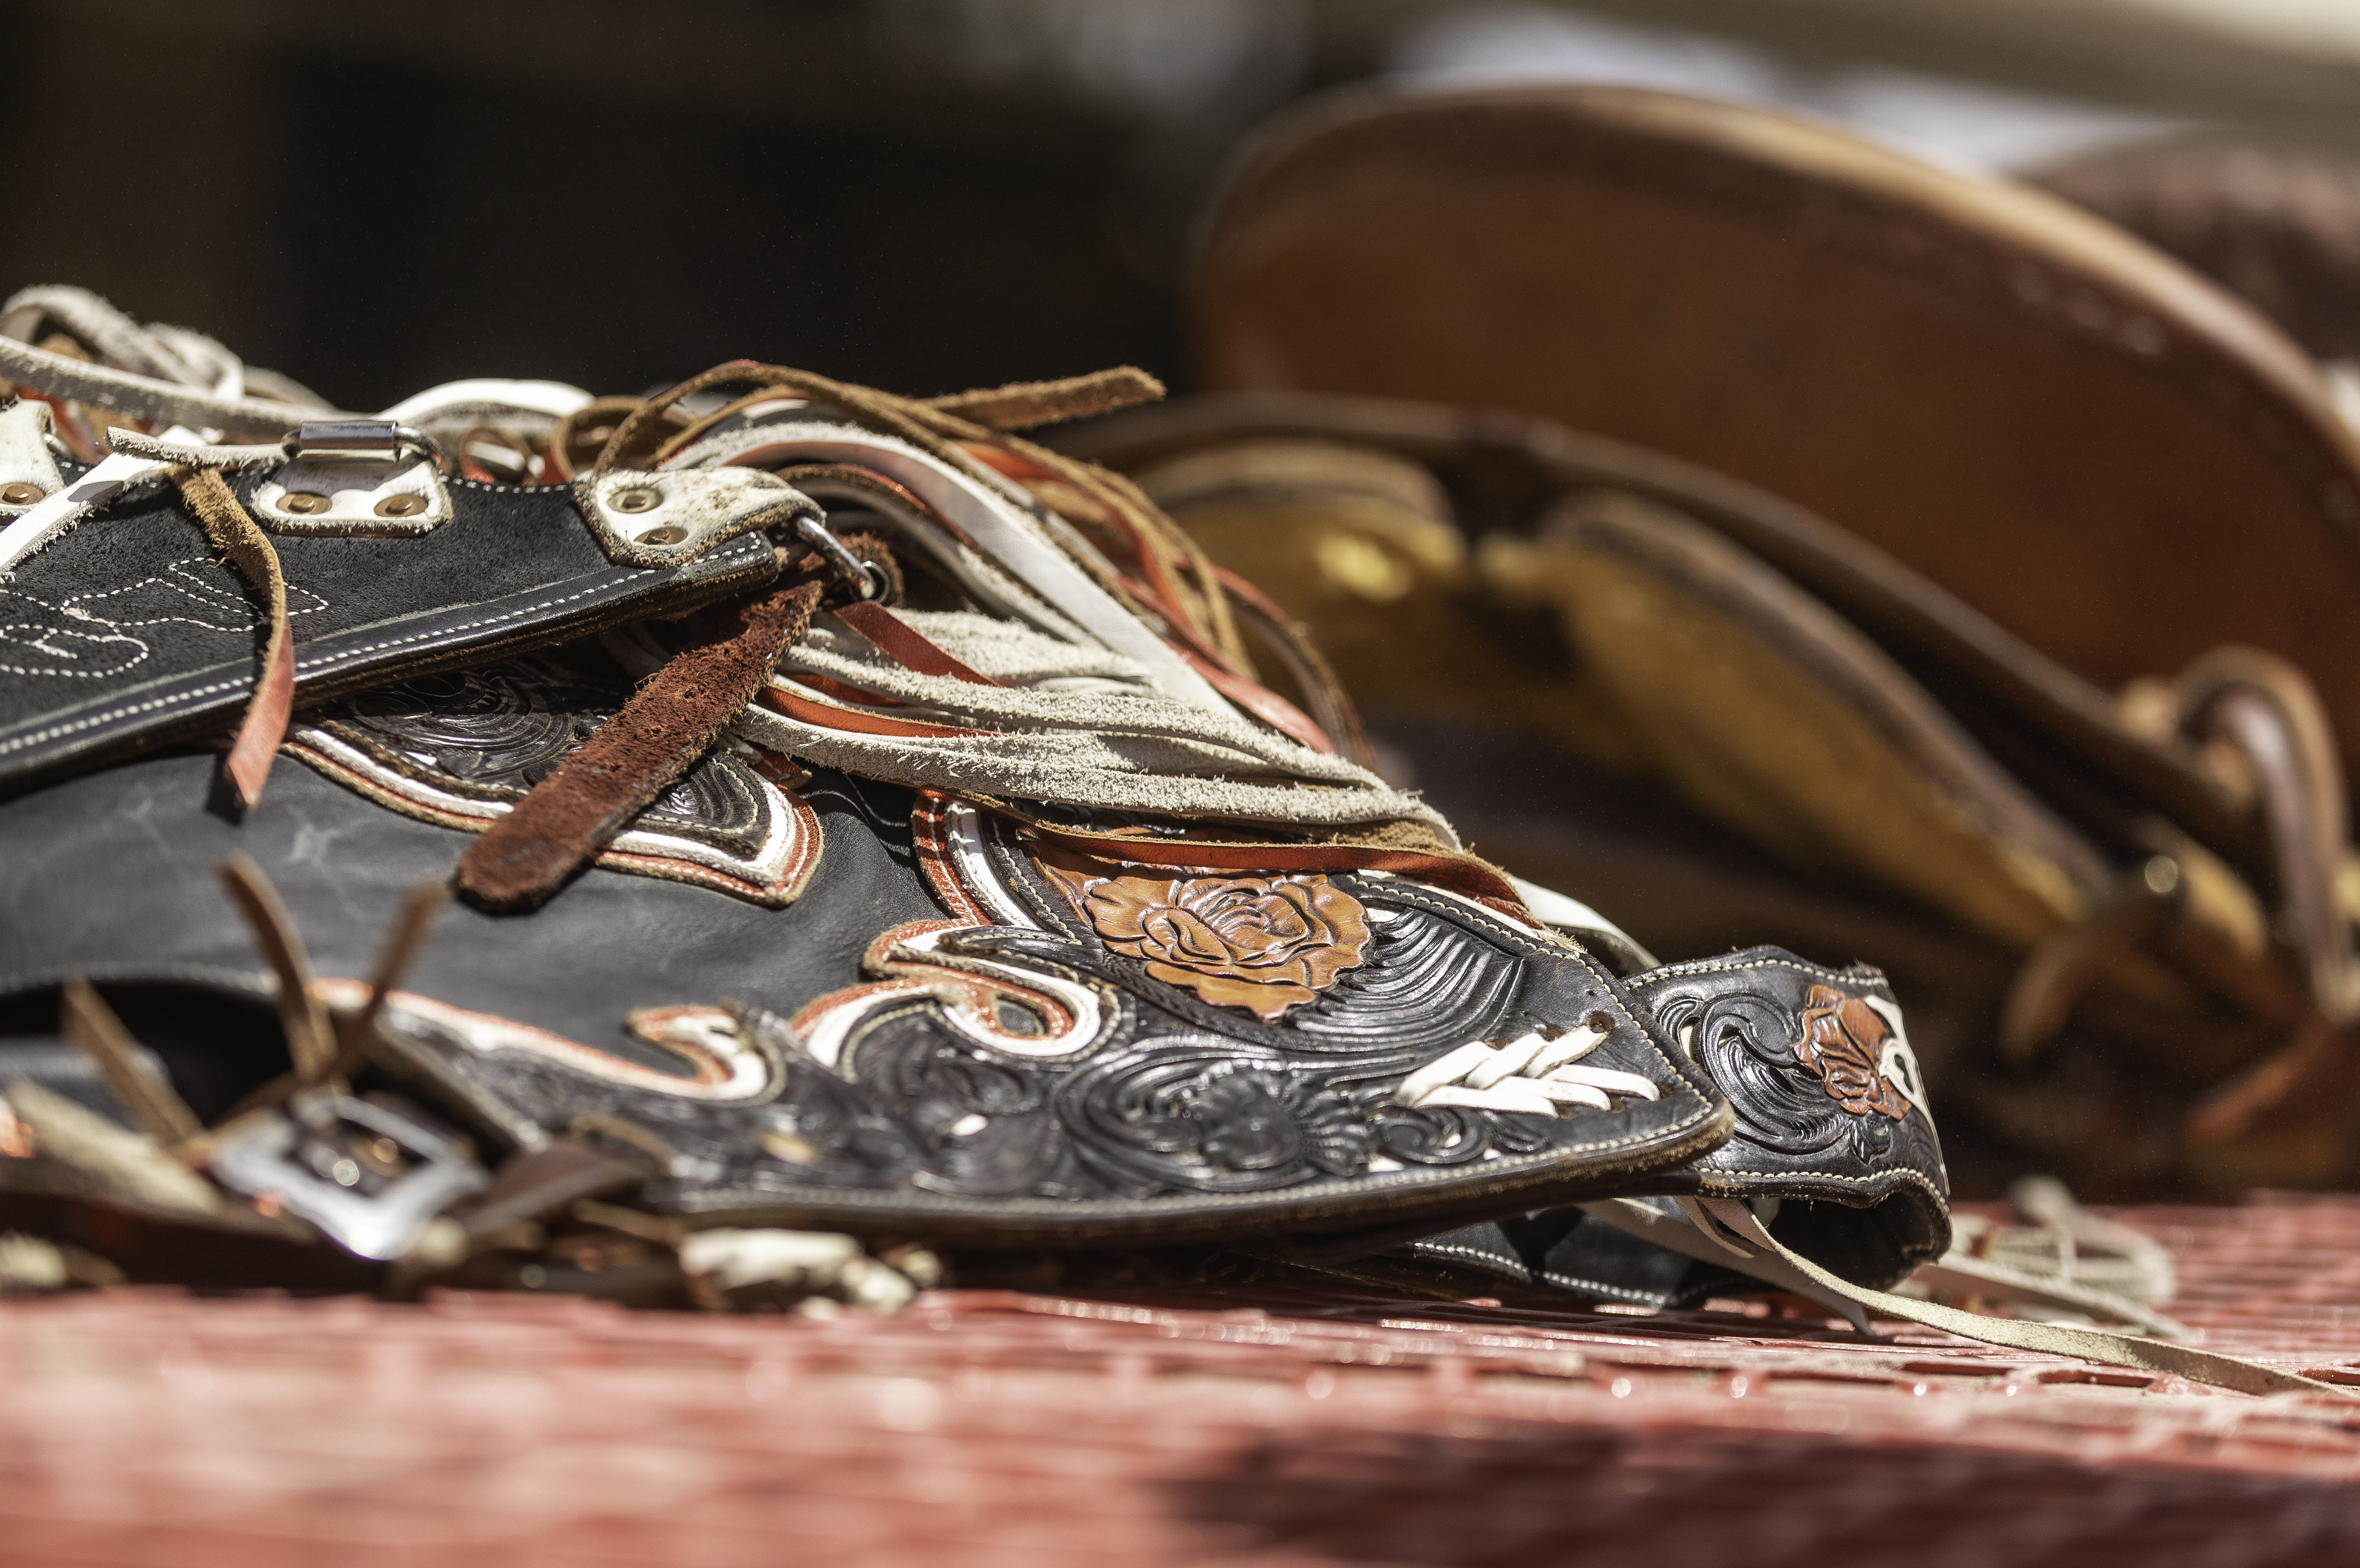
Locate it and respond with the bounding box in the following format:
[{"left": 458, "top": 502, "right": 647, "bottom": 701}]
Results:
[
  {"left": 1795, "top": 984, "right": 1912, "bottom": 1121},
  {"left": 1047, "top": 865, "right": 1370, "bottom": 1020}
]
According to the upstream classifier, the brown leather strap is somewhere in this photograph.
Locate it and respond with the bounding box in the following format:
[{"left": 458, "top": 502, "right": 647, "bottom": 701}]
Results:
[
  {"left": 457, "top": 579, "right": 824, "bottom": 911},
  {"left": 833, "top": 600, "right": 1002, "bottom": 686},
  {"left": 174, "top": 467, "right": 292, "bottom": 808},
  {"left": 1176, "top": 645, "right": 1338, "bottom": 756}
]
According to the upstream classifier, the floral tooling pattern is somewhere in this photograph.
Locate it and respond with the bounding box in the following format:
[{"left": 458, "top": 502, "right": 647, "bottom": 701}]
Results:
[
  {"left": 1045, "top": 864, "right": 1370, "bottom": 1020},
  {"left": 1796, "top": 984, "right": 1913, "bottom": 1121}
]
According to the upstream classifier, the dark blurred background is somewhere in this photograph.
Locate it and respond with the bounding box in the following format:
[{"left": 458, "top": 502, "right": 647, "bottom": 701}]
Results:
[{"left": 8, "top": 0, "right": 2360, "bottom": 410}]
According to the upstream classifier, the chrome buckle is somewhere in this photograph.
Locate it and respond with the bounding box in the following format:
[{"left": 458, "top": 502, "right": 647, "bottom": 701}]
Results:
[{"left": 210, "top": 1090, "right": 488, "bottom": 1260}]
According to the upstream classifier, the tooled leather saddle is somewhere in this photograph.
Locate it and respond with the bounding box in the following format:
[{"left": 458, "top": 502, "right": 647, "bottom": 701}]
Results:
[{"left": 0, "top": 285, "right": 1951, "bottom": 1332}]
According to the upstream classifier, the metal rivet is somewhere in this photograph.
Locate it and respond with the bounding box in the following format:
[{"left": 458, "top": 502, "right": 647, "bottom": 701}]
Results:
[
  {"left": 375, "top": 493, "right": 427, "bottom": 519},
  {"left": 0, "top": 482, "right": 43, "bottom": 505},
  {"left": 280, "top": 492, "right": 332, "bottom": 515},
  {"left": 613, "top": 486, "right": 661, "bottom": 514},
  {"left": 635, "top": 524, "right": 689, "bottom": 546}
]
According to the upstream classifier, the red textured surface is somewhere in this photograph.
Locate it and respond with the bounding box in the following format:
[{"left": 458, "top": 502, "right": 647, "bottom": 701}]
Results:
[{"left": 10, "top": 1195, "right": 2360, "bottom": 1566}]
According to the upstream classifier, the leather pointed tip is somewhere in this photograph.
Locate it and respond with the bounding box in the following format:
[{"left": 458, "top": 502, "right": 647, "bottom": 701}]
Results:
[{"left": 225, "top": 748, "right": 272, "bottom": 810}]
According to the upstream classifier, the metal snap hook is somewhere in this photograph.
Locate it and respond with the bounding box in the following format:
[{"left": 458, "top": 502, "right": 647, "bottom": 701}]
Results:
[{"left": 795, "top": 514, "right": 886, "bottom": 601}]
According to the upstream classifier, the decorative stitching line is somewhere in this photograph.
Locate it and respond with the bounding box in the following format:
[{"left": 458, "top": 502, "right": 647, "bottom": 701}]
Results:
[
  {"left": 1406, "top": 1240, "right": 1671, "bottom": 1307},
  {"left": 1634, "top": 954, "right": 1891, "bottom": 987},
  {"left": 1699, "top": 1167, "right": 1947, "bottom": 1203},
  {"left": 0, "top": 674, "right": 250, "bottom": 753}
]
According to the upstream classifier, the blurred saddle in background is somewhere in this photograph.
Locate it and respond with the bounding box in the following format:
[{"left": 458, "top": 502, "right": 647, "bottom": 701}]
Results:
[{"left": 1061, "top": 82, "right": 2360, "bottom": 1193}]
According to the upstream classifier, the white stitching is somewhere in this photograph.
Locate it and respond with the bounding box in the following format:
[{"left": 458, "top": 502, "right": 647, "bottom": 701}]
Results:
[
  {"left": 0, "top": 674, "right": 250, "bottom": 751},
  {"left": 0, "top": 576, "right": 635, "bottom": 756},
  {"left": 288, "top": 578, "right": 623, "bottom": 672},
  {"left": 1407, "top": 1240, "right": 1670, "bottom": 1306},
  {"left": 2, "top": 533, "right": 766, "bottom": 759}
]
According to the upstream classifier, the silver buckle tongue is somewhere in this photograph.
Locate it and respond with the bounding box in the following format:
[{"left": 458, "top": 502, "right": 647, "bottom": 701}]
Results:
[
  {"left": 210, "top": 1089, "right": 488, "bottom": 1260},
  {"left": 283, "top": 420, "right": 439, "bottom": 465}
]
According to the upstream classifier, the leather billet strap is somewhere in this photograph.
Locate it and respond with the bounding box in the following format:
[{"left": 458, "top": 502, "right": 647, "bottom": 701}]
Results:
[
  {"left": 171, "top": 469, "right": 294, "bottom": 807},
  {"left": 833, "top": 600, "right": 1000, "bottom": 687}
]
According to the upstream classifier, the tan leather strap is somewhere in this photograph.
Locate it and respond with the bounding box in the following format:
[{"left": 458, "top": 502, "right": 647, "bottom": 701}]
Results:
[
  {"left": 58, "top": 978, "right": 203, "bottom": 1147},
  {"left": 2177, "top": 649, "right": 2356, "bottom": 1020},
  {"left": 173, "top": 467, "right": 293, "bottom": 808},
  {"left": 1698, "top": 1198, "right": 2346, "bottom": 1398}
]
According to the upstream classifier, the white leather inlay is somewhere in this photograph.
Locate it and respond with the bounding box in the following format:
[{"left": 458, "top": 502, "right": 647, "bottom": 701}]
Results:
[
  {"left": 0, "top": 400, "right": 64, "bottom": 516},
  {"left": 580, "top": 467, "right": 811, "bottom": 562},
  {"left": 253, "top": 455, "right": 450, "bottom": 536}
]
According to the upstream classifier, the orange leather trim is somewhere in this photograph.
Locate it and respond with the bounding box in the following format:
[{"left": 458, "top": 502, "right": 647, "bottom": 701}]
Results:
[
  {"left": 1180, "top": 647, "right": 1336, "bottom": 755},
  {"left": 1001, "top": 811, "right": 1530, "bottom": 915},
  {"left": 759, "top": 684, "right": 992, "bottom": 739},
  {"left": 836, "top": 600, "right": 1002, "bottom": 687},
  {"left": 225, "top": 614, "right": 294, "bottom": 808}
]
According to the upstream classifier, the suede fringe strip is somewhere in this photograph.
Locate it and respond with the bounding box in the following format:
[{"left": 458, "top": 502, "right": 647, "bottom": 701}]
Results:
[{"left": 456, "top": 580, "right": 825, "bottom": 911}]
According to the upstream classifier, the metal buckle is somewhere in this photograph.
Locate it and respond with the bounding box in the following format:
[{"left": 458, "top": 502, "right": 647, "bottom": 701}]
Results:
[
  {"left": 283, "top": 420, "right": 440, "bottom": 466},
  {"left": 209, "top": 1089, "right": 488, "bottom": 1260}
]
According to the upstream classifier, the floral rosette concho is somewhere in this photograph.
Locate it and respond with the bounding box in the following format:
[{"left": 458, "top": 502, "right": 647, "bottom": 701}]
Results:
[{"left": 0, "top": 288, "right": 1946, "bottom": 1294}]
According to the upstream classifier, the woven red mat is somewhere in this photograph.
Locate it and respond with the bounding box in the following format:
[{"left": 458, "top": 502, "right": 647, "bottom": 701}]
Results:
[{"left": 8, "top": 1195, "right": 2360, "bottom": 1567}]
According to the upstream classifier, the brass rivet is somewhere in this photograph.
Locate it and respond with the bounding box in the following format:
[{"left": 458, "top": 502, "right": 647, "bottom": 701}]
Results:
[
  {"left": 375, "top": 493, "right": 427, "bottom": 518},
  {"left": 0, "top": 481, "right": 43, "bottom": 505},
  {"left": 280, "top": 492, "right": 332, "bottom": 515},
  {"left": 636, "top": 524, "right": 689, "bottom": 546},
  {"left": 613, "top": 486, "right": 661, "bottom": 514}
]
